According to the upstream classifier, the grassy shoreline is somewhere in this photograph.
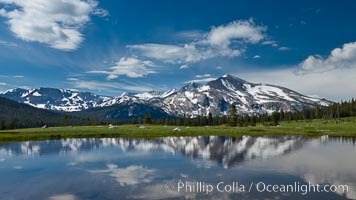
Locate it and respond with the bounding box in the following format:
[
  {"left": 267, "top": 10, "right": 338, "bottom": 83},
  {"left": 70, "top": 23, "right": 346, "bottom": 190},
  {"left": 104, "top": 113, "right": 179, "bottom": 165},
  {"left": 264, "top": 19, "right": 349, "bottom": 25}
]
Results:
[{"left": 0, "top": 117, "right": 355, "bottom": 142}]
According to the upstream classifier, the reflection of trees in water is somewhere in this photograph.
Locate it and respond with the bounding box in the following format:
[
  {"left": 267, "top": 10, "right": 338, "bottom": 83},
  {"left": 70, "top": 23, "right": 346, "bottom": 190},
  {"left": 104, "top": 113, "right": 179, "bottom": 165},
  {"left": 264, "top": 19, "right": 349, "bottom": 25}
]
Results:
[
  {"left": 1, "top": 136, "right": 356, "bottom": 199},
  {"left": 0, "top": 136, "right": 310, "bottom": 167}
]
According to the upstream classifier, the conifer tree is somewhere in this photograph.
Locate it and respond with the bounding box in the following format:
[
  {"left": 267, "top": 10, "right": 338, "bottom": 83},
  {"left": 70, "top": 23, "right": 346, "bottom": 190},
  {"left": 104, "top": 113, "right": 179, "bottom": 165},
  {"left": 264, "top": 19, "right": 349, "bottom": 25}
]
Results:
[
  {"left": 228, "top": 104, "right": 237, "bottom": 126},
  {"left": 144, "top": 113, "right": 152, "bottom": 124}
]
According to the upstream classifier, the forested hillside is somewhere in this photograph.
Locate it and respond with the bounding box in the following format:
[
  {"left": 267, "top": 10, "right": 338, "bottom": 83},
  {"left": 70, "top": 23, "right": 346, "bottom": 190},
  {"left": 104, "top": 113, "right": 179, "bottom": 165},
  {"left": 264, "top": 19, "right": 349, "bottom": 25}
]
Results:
[{"left": 0, "top": 97, "right": 82, "bottom": 129}]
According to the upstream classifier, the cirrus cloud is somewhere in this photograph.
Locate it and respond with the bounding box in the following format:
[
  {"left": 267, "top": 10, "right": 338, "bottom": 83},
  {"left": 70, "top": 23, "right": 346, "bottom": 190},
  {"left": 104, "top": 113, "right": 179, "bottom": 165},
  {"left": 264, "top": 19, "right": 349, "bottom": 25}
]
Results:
[
  {"left": 67, "top": 78, "right": 155, "bottom": 92},
  {"left": 195, "top": 74, "right": 211, "bottom": 78},
  {"left": 179, "top": 64, "right": 190, "bottom": 69},
  {"left": 128, "top": 19, "right": 266, "bottom": 64},
  {"left": 0, "top": 0, "right": 108, "bottom": 51},
  {"left": 183, "top": 77, "right": 217, "bottom": 84}
]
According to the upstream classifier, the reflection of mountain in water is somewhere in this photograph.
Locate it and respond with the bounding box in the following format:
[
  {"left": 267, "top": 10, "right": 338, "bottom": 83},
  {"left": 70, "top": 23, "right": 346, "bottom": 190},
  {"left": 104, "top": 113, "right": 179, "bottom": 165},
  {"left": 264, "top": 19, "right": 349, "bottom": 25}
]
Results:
[
  {"left": 158, "top": 136, "right": 307, "bottom": 168},
  {"left": 0, "top": 136, "right": 312, "bottom": 167}
]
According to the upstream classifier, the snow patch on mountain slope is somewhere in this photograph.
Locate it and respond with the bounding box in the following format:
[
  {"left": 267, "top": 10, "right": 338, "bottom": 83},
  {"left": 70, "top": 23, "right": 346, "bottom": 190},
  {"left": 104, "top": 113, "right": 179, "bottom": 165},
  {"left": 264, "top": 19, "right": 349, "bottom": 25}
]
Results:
[
  {"left": 161, "top": 89, "right": 177, "bottom": 98},
  {"left": 197, "top": 85, "right": 210, "bottom": 92},
  {"left": 184, "top": 91, "right": 198, "bottom": 104},
  {"left": 134, "top": 91, "right": 161, "bottom": 100},
  {"left": 244, "top": 84, "right": 296, "bottom": 103},
  {"left": 21, "top": 89, "right": 35, "bottom": 98},
  {"left": 32, "top": 91, "right": 42, "bottom": 96}
]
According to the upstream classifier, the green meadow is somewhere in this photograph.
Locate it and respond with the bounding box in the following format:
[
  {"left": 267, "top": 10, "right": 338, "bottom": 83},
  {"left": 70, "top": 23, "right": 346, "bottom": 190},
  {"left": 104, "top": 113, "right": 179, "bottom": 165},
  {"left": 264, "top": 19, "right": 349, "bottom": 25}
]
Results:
[{"left": 0, "top": 117, "right": 355, "bottom": 142}]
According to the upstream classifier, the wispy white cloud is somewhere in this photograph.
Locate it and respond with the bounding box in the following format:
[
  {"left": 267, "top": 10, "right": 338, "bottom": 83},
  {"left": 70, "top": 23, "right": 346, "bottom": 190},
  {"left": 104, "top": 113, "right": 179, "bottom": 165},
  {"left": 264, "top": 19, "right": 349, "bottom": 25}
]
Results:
[
  {"left": 175, "top": 30, "right": 204, "bottom": 40},
  {"left": 13, "top": 75, "right": 24, "bottom": 78},
  {"left": 128, "top": 19, "right": 266, "bottom": 64},
  {"left": 262, "top": 40, "right": 286, "bottom": 49},
  {"left": 179, "top": 64, "right": 190, "bottom": 69},
  {"left": 127, "top": 43, "right": 209, "bottom": 64},
  {"left": 18, "top": 85, "right": 31, "bottom": 90},
  {"left": 0, "top": 39, "right": 17, "bottom": 47},
  {"left": 0, "top": 82, "right": 7, "bottom": 86},
  {"left": 0, "top": 0, "right": 108, "bottom": 51},
  {"left": 67, "top": 78, "right": 155, "bottom": 92},
  {"left": 184, "top": 77, "right": 217, "bottom": 83},
  {"left": 253, "top": 55, "right": 261, "bottom": 59},
  {"left": 66, "top": 77, "right": 79, "bottom": 81},
  {"left": 262, "top": 40, "right": 277, "bottom": 45},
  {"left": 278, "top": 46, "right": 290, "bottom": 51},
  {"left": 195, "top": 74, "right": 211, "bottom": 78},
  {"left": 49, "top": 194, "right": 77, "bottom": 200},
  {"left": 298, "top": 41, "right": 356, "bottom": 74},
  {"left": 87, "top": 57, "right": 157, "bottom": 79}
]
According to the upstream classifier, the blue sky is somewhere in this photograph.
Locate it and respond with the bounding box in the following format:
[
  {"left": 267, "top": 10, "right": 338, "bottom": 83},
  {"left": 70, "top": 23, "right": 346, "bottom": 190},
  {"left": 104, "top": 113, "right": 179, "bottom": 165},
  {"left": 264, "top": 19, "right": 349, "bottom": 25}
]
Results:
[{"left": 0, "top": 0, "right": 356, "bottom": 101}]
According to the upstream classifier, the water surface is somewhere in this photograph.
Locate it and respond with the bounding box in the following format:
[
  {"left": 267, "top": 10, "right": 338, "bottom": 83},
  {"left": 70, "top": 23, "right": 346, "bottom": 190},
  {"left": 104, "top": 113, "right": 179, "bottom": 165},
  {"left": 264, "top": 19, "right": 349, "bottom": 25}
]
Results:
[{"left": 0, "top": 136, "right": 355, "bottom": 200}]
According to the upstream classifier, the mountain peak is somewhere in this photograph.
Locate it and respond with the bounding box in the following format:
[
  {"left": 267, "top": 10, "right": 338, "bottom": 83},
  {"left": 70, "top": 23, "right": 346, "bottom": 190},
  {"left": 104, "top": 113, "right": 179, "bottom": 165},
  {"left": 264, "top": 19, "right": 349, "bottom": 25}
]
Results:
[
  {"left": 220, "top": 74, "right": 248, "bottom": 83},
  {"left": 206, "top": 74, "right": 248, "bottom": 91},
  {"left": 181, "top": 82, "right": 201, "bottom": 91}
]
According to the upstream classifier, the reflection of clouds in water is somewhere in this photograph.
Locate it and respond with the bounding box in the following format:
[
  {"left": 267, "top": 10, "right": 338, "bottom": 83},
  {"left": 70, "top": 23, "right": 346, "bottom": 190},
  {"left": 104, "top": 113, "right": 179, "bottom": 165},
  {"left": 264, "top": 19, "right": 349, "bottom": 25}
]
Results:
[
  {"left": 129, "top": 181, "right": 253, "bottom": 200},
  {"left": 72, "top": 153, "right": 114, "bottom": 163},
  {"left": 248, "top": 139, "right": 356, "bottom": 199},
  {"left": 67, "top": 150, "right": 150, "bottom": 166},
  {"left": 295, "top": 147, "right": 356, "bottom": 199},
  {"left": 192, "top": 159, "right": 218, "bottom": 169},
  {"left": 129, "top": 183, "right": 196, "bottom": 200},
  {"left": 67, "top": 162, "right": 77, "bottom": 166},
  {"left": 0, "top": 158, "right": 4, "bottom": 162},
  {"left": 49, "top": 194, "right": 77, "bottom": 200},
  {"left": 89, "top": 164, "right": 156, "bottom": 186},
  {"left": 180, "top": 173, "right": 189, "bottom": 178},
  {"left": 0, "top": 136, "right": 355, "bottom": 200},
  {"left": 13, "top": 165, "right": 23, "bottom": 169}
]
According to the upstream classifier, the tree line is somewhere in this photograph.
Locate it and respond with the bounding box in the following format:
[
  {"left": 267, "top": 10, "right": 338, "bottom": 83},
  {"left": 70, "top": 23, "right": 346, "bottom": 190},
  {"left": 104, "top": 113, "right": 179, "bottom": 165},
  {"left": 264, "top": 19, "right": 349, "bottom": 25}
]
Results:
[
  {"left": 131, "top": 99, "right": 356, "bottom": 127},
  {"left": 1, "top": 97, "right": 356, "bottom": 130}
]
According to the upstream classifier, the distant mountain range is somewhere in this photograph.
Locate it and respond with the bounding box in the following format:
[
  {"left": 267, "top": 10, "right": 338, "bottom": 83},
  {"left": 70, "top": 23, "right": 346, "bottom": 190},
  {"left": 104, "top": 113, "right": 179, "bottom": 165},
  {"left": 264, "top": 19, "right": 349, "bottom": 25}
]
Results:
[
  {"left": 0, "top": 88, "right": 112, "bottom": 112},
  {"left": 0, "top": 74, "right": 331, "bottom": 118}
]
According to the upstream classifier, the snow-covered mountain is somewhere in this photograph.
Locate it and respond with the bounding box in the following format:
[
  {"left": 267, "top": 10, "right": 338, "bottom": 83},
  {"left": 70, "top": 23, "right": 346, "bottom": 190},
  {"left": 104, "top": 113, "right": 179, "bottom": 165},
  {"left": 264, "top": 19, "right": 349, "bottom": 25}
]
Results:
[
  {"left": 0, "top": 75, "right": 331, "bottom": 116},
  {"left": 159, "top": 75, "right": 331, "bottom": 117},
  {"left": 100, "top": 74, "right": 331, "bottom": 117},
  {"left": 98, "top": 89, "right": 178, "bottom": 107},
  {"left": 0, "top": 88, "right": 112, "bottom": 112}
]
